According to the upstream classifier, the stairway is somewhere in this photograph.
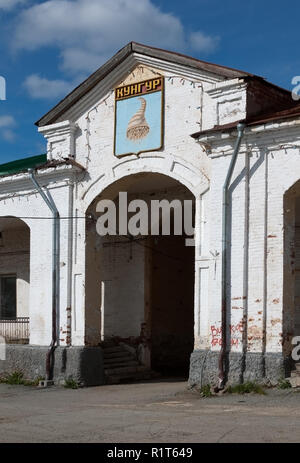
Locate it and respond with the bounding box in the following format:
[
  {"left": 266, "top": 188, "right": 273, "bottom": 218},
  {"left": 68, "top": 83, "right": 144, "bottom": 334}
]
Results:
[
  {"left": 286, "top": 362, "right": 300, "bottom": 387},
  {"left": 103, "top": 343, "right": 157, "bottom": 384}
]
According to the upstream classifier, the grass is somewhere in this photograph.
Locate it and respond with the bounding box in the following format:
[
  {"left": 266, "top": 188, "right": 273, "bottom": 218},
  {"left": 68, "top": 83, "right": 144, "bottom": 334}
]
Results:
[
  {"left": 199, "top": 384, "right": 213, "bottom": 397},
  {"left": 0, "top": 371, "right": 79, "bottom": 388},
  {"left": 0, "top": 371, "right": 44, "bottom": 386},
  {"left": 277, "top": 379, "right": 292, "bottom": 389},
  {"left": 64, "top": 378, "right": 79, "bottom": 389},
  {"left": 26, "top": 376, "right": 45, "bottom": 387},
  {"left": 227, "top": 381, "right": 266, "bottom": 395},
  {"left": 195, "top": 381, "right": 267, "bottom": 397},
  {"left": 2, "top": 371, "right": 25, "bottom": 385}
]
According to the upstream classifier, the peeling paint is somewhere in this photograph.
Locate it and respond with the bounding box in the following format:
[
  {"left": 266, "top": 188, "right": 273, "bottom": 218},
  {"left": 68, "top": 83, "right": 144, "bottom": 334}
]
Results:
[{"left": 271, "top": 318, "right": 281, "bottom": 326}]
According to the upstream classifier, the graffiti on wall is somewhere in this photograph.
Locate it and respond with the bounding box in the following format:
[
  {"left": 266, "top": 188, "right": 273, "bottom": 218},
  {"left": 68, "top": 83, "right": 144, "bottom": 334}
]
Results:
[{"left": 210, "top": 321, "right": 244, "bottom": 347}]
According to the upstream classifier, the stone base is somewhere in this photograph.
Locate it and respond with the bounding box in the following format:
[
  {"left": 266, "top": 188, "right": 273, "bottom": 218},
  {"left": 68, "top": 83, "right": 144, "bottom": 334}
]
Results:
[
  {"left": 188, "top": 350, "right": 292, "bottom": 388},
  {"left": 0, "top": 345, "right": 105, "bottom": 387}
]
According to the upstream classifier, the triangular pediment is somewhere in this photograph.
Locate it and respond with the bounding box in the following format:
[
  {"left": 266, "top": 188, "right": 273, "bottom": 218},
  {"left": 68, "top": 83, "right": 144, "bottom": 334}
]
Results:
[{"left": 36, "top": 42, "right": 253, "bottom": 128}]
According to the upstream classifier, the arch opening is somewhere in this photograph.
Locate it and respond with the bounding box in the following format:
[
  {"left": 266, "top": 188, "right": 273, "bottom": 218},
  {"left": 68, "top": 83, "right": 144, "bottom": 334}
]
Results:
[
  {"left": 0, "top": 217, "right": 30, "bottom": 344},
  {"left": 85, "top": 172, "right": 195, "bottom": 379}
]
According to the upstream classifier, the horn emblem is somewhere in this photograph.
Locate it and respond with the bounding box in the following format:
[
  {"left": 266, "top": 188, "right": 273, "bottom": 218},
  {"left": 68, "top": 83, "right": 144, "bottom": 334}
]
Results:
[{"left": 126, "top": 97, "right": 150, "bottom": 142}]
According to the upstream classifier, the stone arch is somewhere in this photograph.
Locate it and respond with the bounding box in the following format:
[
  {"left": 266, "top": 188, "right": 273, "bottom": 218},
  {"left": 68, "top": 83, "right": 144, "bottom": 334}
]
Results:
[
  {"left": 83, "top": 165, "right": 201, "bottom": 378},
  {"left": 81, "top": 153, "right": 210, "bottom": 212},
  {"left": 283, "top": 179, "right": 300, "bottom": 357},
  {"left": 0, "top": 216, "right": 31, "bottom": 344},
  {"left": 0, "top": 211, "right": 32, "bottom": 231}
]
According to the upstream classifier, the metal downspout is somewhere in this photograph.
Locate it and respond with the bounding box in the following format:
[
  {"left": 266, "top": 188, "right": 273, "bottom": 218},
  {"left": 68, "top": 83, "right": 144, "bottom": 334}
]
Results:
[
  {"left": 218, "top": 122, "right": 246, "bottom": 389},
  {"left": 66, "top": 182, "right": 74, "bottom": 346},
  {"left": 29, "top": 169, "right": 60, "bottom": 381}
]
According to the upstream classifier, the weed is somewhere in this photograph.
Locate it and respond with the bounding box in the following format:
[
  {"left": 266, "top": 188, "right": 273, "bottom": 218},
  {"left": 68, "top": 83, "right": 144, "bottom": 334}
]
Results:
[
  {"left": 3, "top": 371, "right": 25, "bottom": 385},
  {"left": 24, "top": 376, "right": 45, "bottom": 387},
  {"left": 64, "top": 378, "right": 79, "bottom": 389},
  {"left": 199, "top": 384, "right": 213, "bottom": 397},
  {"left": 227, "top": 381, "right": 266, "bottom": 395},
  {"left": 0, "top": 371, "right": 44, "bottom": 386},
  {"left": 277, "top": 379, "right": 291, "bottom": 389}
]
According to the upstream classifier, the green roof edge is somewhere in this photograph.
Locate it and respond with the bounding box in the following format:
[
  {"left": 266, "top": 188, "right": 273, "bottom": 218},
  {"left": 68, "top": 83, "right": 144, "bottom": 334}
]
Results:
[{"left": 0, "top": 154, "right": 47, "bottom": 177}]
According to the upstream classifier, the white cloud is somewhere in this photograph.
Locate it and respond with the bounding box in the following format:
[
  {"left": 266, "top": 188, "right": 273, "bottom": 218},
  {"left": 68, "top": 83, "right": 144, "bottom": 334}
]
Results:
[
  {"left": 14, "top": 0, "right": 218, "bottom": 76},
  {"left": 23, "top": 74, "right": 73, "bottom": 99},
  {"left": 0, "top": 115, "right": 16, "bottom": 142},
  {"left": 60, "top": 48, "right": 109, "bottom": 75},
  {"left": 2, "top": 128, "right": 15, "bottom": 141},
  {"left": 0, "top": 115, "right": 15, "bottom": 128},
  {"left": 0, "top": 0, "right": 27, "bottom": 10},
  {"left": 189, "top": 31, "right": 219, "bottom": 54}
]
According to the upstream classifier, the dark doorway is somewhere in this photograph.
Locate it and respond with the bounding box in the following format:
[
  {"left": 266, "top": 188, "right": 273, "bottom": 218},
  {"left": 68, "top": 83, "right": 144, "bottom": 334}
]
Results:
[
  {"left": 0, "top": 275, "right": 17, "bottom": 319},
  {"left": 149, "top": 234, "right": 195, "bottom": 377},
  {"left": 284, "top": 183, "right": 300, "bottom": 356},
  {"left": 294, "top": 197, "right": 300, "bottom": 337}
]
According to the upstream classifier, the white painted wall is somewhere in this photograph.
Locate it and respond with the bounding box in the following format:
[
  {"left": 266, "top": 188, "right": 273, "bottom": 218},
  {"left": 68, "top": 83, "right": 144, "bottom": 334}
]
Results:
[
  {"left": 0, "top": 54, "right": 299, "bottom": 359},
  {"left": 198, "top": 122, "right": 300, "bottom": 354}
]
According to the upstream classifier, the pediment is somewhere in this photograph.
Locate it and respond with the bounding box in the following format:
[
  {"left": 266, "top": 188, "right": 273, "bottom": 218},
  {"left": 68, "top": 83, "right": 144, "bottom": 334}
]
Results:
[{"left": 36, "top": 42, "right": 251, "bottom": 128}]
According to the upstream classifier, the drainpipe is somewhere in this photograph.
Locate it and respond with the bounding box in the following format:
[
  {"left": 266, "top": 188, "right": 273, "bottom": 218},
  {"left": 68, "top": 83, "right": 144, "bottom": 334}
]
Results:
[
  {"left": 28, "top": 169, "right": 60, "bottom": 381},
  {"left": 66, "top": 182, "right": 74, "bottom": 346},
  {"left": 218, "top": 122, "right": 246, "bottom": 389}
]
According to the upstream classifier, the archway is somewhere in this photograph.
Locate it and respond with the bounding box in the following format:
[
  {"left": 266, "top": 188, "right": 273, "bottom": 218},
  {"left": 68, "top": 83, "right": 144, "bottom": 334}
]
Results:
[
  {"left": 283, "top": 180, "right": 300, "bottom": 356},
  {"left": 85, "top": 172, "right": 195, "bottom": 379},
  {"left": 0, "top": 217, "right": 30, "bottom": 344}
]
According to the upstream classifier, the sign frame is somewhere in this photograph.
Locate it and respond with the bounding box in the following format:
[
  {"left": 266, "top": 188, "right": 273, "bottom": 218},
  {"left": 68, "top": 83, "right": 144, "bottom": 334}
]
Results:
[{"left": 113, "top": 76, "right": 164, "bottom": 158}]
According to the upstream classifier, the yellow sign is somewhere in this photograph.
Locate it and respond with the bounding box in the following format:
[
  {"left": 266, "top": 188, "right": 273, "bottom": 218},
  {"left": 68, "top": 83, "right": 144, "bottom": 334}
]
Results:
[{"left": 115, "top": 77, "right": 163, "bottom": 100}]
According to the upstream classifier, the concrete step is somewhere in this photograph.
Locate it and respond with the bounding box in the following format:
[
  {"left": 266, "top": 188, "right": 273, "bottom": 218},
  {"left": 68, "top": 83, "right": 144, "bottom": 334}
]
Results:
[
  {"left": 104, "top": 361, "right": 139, "bottom": 369},
  {"left": 104, "top": 360, "right": 137, "bottom": 368},
  {"left": 104, "top": 363, "right": 139, "bottom": 370},
  {"left": 290, "top": 370, "right": 300, "bottom": 377},
  {"left": 105, "top": 365, "right": 148, "bottom": 376},
  {"left": 105, "top": 368, "right": 159, "bottom": 385},
  {"left": 104, "top": 361, "right": 140, "bottom": 371},
  {"left": 295, "top": 363, "right": 300, "bottom": 372},
  {"left": 103, "top": 346, "right": 126, "bottom": 354},
  {"left": 103, "top": 350, "right": 135, "bottom": 360},
  {"left": 104, "top": 355, "right": 135, "bottom": 365}
]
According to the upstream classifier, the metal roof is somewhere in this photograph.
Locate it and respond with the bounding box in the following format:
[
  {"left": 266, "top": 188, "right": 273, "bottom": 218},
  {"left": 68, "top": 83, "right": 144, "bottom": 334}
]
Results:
[
  {"left": 191, "top": 103, "right": 300, "bottom": 139},
  {"left": 0, "top": 154, "right": 47, "bottom": 177}
]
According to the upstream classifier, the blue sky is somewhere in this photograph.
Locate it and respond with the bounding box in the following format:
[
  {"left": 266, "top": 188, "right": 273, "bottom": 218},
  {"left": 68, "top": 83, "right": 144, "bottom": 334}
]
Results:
[{"left": 0, "top": 0, "right": 300, "bottom": 164}]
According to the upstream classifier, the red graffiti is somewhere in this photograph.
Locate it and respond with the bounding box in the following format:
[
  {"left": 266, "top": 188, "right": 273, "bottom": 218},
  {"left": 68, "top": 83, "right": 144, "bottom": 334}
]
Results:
[{"left": 210, "top": 322, "right": 244, "bottom": 347}]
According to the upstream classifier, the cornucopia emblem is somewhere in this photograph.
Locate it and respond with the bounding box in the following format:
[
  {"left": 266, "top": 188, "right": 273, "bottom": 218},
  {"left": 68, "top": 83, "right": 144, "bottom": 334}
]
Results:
[{"left": 126, "top": 97, "right": 150, "bottom": 142}]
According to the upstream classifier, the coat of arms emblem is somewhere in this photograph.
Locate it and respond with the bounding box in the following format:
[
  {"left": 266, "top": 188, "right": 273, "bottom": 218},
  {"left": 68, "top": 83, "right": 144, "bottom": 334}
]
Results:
[{"left": 114, "top": 76, "right": 164, "bottom": 157}]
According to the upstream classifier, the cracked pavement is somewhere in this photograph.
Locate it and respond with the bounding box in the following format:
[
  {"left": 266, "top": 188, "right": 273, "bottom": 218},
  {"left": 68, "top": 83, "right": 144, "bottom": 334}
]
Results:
[{"left": 0, "top": 379, "right": 300, "bottom": 443}]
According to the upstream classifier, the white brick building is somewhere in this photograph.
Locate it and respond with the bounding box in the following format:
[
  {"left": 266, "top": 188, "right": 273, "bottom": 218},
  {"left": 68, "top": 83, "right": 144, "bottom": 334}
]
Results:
[{"left": 0, "top": 43, "right": 299, "bottom": 386}]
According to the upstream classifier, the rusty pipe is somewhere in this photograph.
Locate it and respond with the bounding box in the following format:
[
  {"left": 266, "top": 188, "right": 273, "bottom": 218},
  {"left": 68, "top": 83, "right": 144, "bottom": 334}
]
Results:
[{"left": 218, "top": 122, "right": 245, "bottom": 389}]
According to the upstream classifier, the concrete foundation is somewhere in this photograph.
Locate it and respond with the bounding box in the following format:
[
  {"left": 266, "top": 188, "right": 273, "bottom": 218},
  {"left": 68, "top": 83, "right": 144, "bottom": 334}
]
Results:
[
  {"left": 0, "top": 346, "right": 293, "bottom": 388},
  {"left": 0, "top": 345, "right": 105, "bottom": 386},
  {"left": 188, "top": 350, "right": 293, "bottom": 387}
]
